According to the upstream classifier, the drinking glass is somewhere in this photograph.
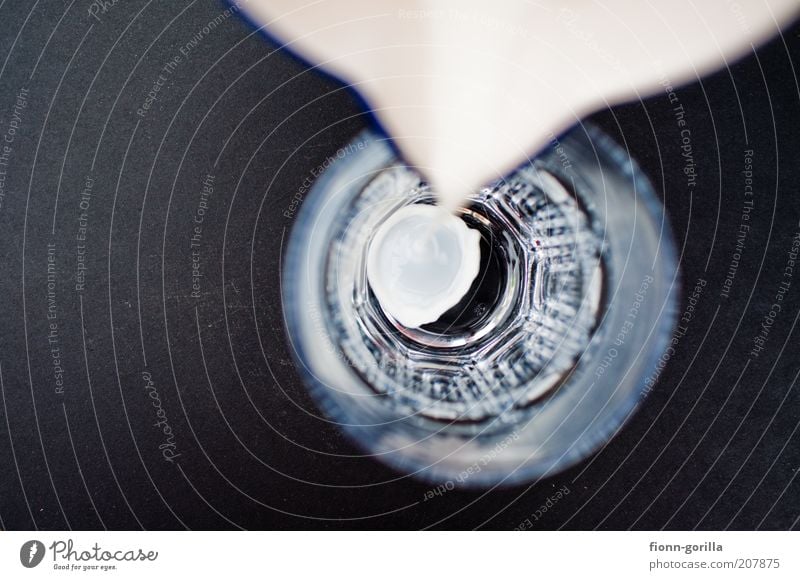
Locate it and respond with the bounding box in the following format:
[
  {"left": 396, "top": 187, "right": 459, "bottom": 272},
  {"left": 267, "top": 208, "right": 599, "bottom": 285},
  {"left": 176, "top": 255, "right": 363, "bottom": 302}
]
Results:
[{"left": 282, "top": 123, "right": 678, "bottom": 487}]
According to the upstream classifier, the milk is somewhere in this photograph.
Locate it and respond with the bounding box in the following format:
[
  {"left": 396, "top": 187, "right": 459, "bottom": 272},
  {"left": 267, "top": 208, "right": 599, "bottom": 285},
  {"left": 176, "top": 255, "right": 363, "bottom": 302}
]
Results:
[
  {"left": 238, "top": 0, "right": 797, "bottom": 211},
  {"left": 366, "top": 204, "right": 481, "bottom": 327},
  {"left": 240, "top": 0, "right": 796, "bottom": 326}
]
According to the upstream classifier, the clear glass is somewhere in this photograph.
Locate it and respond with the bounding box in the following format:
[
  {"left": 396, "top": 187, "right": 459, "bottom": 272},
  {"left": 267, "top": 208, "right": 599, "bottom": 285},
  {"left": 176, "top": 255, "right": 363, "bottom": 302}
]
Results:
[{"left": 282, "top": 124, "right": 679, "bottom": 487}]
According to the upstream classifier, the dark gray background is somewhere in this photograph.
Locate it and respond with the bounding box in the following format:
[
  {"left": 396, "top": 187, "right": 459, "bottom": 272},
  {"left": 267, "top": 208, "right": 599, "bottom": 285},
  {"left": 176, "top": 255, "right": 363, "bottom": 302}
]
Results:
[{"left": 0, "top": 0, "right": 798, "bottom": 530}]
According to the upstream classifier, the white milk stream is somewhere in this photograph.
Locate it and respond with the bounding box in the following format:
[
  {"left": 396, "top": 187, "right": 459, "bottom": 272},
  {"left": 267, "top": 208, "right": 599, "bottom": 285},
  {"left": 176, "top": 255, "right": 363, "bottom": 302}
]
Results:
[
  {"left": 240, "top": 0, "right": 797, "bottom": 326},
  {"left": 366, "top": 203, "right": 481, "bottom": 327}
]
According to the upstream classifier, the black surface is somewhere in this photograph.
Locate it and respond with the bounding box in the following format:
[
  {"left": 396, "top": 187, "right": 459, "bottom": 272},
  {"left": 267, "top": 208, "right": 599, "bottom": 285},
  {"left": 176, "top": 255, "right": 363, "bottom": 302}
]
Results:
[{"left": 0, "top": 0, "right": 798, "bottom": 530}]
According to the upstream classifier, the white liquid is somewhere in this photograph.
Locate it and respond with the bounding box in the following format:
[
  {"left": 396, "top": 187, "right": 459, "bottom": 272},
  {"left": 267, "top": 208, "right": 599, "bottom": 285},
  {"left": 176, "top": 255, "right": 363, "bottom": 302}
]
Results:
[
  {"left": 241, "top": 0, "right": 795, "bottom": 326},
  {"left": 366, "top": 204, "right": 481, "bottom": 327},
  {"left": 239, "top": 0, "right": 796, "bottom": 212}
]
